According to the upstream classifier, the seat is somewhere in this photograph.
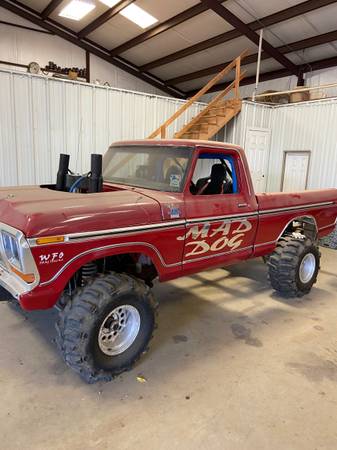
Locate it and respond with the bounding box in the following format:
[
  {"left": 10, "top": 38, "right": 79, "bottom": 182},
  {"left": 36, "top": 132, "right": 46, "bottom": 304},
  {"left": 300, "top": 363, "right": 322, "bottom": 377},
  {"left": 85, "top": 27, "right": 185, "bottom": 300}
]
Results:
[{"left": 196, "top": 164, "right": 226, "bottom": 195}]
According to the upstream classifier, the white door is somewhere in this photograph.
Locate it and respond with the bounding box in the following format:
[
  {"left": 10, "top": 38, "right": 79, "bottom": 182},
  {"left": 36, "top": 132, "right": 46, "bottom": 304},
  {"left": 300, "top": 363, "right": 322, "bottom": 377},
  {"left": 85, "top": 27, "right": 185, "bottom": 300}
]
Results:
[
  {"left": 282, "top": 152, "right": 310, "bottom": 192},
  {"left": 245, "top": 128, "right": 271, "bottom": 193}
]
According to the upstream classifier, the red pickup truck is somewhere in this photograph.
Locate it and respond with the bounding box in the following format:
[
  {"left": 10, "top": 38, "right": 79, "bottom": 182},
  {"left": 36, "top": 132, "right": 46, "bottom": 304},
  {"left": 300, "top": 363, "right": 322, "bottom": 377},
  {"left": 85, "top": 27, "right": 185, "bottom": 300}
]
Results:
[{"left": 0, "top": 139, "right": 336, "bottom": 383}]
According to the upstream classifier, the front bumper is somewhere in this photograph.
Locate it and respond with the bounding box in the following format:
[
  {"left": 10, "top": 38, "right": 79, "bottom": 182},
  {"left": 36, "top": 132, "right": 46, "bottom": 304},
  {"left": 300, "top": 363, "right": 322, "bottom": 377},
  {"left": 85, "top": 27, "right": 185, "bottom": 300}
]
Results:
[
  {"left": 0, "top": 285, "right": 15, "bottom": 301},
  {"left": 0, "top": 265, "right": 29, "bottom": 300}
]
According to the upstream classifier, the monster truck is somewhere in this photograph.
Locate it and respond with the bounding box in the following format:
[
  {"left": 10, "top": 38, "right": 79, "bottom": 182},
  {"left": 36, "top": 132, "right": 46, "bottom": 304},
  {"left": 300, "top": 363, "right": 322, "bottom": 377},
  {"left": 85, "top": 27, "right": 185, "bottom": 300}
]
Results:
[{"left": 0, "top": 139, "right": 336, "bottom": 383}]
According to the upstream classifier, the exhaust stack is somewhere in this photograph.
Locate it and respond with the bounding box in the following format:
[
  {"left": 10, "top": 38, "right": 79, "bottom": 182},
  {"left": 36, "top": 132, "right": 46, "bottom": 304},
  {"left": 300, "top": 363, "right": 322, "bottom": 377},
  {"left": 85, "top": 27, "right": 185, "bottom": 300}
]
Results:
[
  {"left": 56, "top": 154, "right": 70, "bottom": 191},
  {"left": 88, "top": 154, "right": 103, "bottom": 193}
]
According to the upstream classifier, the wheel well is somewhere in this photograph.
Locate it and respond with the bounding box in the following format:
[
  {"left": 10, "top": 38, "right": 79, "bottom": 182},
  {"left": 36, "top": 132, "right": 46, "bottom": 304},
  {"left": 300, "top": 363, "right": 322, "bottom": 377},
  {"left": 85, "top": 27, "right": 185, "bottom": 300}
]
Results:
[
  {"left": 280, "top": 216, "right": 318, "bottom": 241},
  {"left": 62, "top": 252, "right": 158, "bottom": 303}
]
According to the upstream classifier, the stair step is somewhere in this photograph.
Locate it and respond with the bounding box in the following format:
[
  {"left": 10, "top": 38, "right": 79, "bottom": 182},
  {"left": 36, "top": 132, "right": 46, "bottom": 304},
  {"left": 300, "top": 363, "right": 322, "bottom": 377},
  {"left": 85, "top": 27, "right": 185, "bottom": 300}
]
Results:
[
  {"left": 218, "top": 99, "right": 240, "bottom": 107},
  {"left": 208, "top": 106, "right": 234, "bottom": 115},
  {"left": 175, "top": 97, "right": 242, "bottom": 140},
  {"left": 189, "top": 123, "right": 209, "bottom": 132},
  {"left": 202, "top": 115, "right": 226, "bottom": 125},
  {"left": 183, "top": 132, "right": 201, "bottom": 139}
]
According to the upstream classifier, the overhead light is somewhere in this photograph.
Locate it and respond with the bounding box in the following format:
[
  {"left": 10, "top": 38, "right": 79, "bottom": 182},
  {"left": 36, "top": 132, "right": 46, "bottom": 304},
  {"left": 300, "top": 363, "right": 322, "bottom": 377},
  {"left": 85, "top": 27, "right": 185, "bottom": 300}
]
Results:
[
  {"left": 59, "top": 0, "right": 95, "bottom": 21},
  {"left": 99, "top": 0, "right": 120, "bottom": 7},
  {"left": 120, "top": 4, "right": 158, "bottom": 29}
]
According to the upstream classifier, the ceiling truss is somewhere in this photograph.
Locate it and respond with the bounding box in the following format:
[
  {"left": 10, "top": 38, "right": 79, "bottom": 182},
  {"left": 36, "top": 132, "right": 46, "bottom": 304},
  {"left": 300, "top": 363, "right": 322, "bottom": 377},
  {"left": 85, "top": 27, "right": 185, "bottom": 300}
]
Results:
[
  {"left": 167, "top": 29, "right": 337, "bottom": 85},
  {"left": 140, "top": 0, "right": 337, "bottom": 71},
  {"left": 0, "top": 0, "right": 186, "bottom": 98},
  {"left": 0, "top": 0, "right": 337, "bottom": 97},
  {"left": 200, "top": 0, "right": 299, "bottom": 76}
]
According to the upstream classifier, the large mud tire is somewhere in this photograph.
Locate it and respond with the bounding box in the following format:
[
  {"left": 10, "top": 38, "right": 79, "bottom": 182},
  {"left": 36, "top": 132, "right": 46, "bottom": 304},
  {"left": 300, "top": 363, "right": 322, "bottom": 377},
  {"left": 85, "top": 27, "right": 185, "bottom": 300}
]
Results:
[
  {"left": 268, "top": 236, "right": 320, "bottom": 298},
  {"left": 56, "top": 272, "right": 157, "bottom": 383}
]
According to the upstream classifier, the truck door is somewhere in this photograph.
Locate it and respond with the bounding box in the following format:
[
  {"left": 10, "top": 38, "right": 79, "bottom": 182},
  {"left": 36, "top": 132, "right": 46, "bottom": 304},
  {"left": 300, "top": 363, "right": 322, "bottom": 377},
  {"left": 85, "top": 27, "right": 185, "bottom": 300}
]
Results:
[{"left": 179, "top": 147, "right": 258, "bottom": 275}]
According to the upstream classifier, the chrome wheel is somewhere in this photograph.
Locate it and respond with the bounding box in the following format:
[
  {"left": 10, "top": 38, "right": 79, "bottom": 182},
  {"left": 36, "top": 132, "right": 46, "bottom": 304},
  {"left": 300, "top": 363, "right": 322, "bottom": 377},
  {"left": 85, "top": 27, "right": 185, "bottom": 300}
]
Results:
[
  {"left": 299, "top": 253, "right": 316, "bottom": 284},
  {"left": 98, "top": 305, "right": 141, "bottom": 356}
]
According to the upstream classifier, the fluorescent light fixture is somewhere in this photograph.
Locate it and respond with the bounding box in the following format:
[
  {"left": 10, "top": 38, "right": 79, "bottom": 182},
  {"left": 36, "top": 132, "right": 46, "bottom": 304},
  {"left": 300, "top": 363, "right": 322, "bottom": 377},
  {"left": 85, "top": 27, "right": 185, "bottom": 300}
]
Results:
[
  {"left": 120, "top": 4, "right": 158, "bottom": 29},
  {"left": 59, "top": 0, "right": 95, "bottom": 21},
  {"left": 99, "top": 0, "right": 120, "bottom": 7}
]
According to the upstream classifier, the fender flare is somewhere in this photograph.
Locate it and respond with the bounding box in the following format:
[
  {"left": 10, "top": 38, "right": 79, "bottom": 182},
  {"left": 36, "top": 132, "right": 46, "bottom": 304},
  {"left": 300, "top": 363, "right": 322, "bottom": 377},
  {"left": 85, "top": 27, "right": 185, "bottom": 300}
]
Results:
[
  {"left": 276, "top": 214, "right": 318, "bottom": 242},
  {"left": 39, "top": 241, "right": 179, "bottom": 290}
]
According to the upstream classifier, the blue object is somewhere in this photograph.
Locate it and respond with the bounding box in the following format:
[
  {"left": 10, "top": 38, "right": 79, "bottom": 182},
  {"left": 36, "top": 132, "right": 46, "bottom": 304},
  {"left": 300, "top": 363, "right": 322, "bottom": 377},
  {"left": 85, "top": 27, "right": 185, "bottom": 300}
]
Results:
[{"left": 69, "top": 175, "right": 87, "bottom": 193}]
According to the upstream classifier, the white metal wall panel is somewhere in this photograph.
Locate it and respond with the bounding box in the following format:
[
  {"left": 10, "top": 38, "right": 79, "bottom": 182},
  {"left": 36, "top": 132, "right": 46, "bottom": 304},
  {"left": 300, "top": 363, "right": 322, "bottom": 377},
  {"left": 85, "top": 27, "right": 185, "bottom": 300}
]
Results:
[
  {"left": 0, "top": 69, "right": 204, "bottom": 186},
  {"left": 215, "top": 99, "right": 337, "bottom": 193},
  {"left": 31, "top": 77, "right": 50, "bottom": 184},
  {"left": 214, "top": 101, "right": 273, "bottom": 146},
  {"left": 0, "top": 72, "right": 18, "bottom": 185},
  {"left": 2, "top": 67, "right": 337, "bottom": 194},
  {"left": 14, "top": 75, "right": 36, "bottom": 185},
  {"left": 267, "top": 99, "right": 337, "bottom": 192}
]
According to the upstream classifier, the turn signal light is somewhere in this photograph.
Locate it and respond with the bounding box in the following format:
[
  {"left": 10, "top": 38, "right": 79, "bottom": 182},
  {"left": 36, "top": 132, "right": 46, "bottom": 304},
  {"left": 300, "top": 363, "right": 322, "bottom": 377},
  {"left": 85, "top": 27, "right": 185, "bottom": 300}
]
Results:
[
  {"left": 10, "top": 264, "right": 35, "bottom": 283},
  {"left": 36, "top": 236, "right": 65, "bottom": 245}
]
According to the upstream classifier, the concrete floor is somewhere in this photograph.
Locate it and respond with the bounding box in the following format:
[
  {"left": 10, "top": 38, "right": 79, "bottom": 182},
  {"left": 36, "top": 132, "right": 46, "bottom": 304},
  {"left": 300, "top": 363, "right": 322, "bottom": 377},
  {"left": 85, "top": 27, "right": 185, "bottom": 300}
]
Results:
[{"left": 0, "top": 248, "right": 337, "bottom": 450}]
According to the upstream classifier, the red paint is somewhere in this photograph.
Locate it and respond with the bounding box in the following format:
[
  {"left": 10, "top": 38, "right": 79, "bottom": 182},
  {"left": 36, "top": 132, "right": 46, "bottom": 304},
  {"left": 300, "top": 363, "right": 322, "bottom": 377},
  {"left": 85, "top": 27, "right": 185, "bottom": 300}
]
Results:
[{"left": 0, "top": 139, "right": 336, "bottom": 311}]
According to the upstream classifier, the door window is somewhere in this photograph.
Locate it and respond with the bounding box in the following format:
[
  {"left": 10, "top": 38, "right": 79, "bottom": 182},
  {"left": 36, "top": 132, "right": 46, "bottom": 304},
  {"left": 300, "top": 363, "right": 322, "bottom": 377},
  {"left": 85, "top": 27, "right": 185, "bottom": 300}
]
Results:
[{"left": 190, "top": 154, "right": 238, "bottom": 195}]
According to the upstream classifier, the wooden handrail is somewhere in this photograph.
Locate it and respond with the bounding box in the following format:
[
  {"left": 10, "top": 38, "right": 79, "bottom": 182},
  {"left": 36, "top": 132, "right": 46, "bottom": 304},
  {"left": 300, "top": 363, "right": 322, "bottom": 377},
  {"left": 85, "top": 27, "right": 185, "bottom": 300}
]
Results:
[{"left": 148, "top": 49, "right": 249, "bottom": 139}]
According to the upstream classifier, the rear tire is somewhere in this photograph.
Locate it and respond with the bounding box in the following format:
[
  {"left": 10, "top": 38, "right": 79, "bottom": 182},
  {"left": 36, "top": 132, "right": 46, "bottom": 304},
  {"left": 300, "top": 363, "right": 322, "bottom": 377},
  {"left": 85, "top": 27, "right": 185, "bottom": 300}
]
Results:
[
  {"left": 268, "top": 235, "right": 320, "bottom": 298},
  {"left": 56, "top": 272, "right": 157, "bottom": 384}
]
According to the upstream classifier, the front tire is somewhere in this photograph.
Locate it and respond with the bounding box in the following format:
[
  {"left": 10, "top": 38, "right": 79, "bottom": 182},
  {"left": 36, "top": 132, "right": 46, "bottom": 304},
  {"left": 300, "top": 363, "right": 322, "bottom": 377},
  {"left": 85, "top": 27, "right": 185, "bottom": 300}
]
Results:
[
  {"left": 268, "top": 235, "right": 320, "bottom": 298},
  {"left": 56, "top": 272, "right": 157, "bottom": 383}
]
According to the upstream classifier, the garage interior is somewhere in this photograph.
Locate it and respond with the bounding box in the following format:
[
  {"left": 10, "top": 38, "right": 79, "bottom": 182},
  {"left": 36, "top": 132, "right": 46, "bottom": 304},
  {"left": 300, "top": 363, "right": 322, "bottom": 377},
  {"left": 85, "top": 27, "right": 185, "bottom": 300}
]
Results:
[{"left": 1, "top": 0, "right": 337, "bottom": 449}]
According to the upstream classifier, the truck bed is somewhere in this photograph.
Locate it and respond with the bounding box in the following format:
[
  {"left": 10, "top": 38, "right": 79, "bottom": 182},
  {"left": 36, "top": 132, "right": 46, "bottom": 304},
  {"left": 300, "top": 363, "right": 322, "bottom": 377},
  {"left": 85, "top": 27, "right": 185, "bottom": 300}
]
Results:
[
  {"left": 256, "top": 188, "right": 337, "bottom": 212},
  {"left": 254, "top": 188, "right": 337, "bottom": 256}
]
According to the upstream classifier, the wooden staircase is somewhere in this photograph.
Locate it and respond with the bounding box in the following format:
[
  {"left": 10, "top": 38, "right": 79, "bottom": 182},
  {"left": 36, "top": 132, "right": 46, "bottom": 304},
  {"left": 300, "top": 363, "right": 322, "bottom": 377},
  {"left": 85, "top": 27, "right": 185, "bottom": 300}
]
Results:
[{"left": 148, "top": 50, "right": 248, "bottom": 141}]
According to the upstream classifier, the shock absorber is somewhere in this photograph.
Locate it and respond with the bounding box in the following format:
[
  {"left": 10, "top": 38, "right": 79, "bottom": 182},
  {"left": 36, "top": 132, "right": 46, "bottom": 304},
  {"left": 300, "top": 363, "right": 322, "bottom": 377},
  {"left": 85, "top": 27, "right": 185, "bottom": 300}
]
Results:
[{"left": 81, "top": 262, "right": 98, "bottom": 285}]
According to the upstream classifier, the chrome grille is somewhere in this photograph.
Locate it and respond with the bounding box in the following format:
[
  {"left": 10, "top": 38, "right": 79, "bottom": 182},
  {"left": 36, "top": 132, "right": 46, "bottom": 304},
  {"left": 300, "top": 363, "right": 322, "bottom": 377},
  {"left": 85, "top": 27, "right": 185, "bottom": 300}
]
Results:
[
  {"left": 0, "top": 235, "right": 6, "bottom": 269},
  {"left": 0, "top": 251, "right": 5, "bottom": 268}
]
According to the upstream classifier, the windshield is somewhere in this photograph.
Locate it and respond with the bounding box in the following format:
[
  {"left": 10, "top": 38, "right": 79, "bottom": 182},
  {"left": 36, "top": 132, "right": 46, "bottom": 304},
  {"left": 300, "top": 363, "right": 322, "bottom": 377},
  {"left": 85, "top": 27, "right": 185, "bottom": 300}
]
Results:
[{"left": 103, "top": 145, "right": 193, "bottom": 192}]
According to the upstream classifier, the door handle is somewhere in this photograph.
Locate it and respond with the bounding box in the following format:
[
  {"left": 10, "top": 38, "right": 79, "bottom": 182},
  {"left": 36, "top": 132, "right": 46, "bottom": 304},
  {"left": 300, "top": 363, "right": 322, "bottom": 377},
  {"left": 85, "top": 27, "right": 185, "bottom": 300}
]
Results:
[{"left": 238, "top": 203, "right": 248, "bottom": 208}]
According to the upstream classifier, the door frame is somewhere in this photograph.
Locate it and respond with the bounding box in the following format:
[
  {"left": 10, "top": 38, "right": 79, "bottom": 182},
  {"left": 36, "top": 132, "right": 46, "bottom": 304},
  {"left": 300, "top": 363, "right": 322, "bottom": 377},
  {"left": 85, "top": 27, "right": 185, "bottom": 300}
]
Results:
[
  {"left": 280, "top": 150, "right": 311, "bottom": 192},
  {"left": 244, "top": 127, "right": 271, "bottom": 193}
]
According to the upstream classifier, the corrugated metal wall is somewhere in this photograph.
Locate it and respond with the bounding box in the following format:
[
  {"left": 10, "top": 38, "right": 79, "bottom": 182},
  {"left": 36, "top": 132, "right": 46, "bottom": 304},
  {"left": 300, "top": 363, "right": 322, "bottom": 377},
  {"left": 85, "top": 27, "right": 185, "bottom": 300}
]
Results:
[
  {"left": 0, "top": 69, "right": 204, "bottom": 186},
  {"left": 215, "top": 101, "right": 273, "bottom": 145},
  {"left": 1, "top": 67, "right": 337, "bottom": 193},
  {"left": 267, "top": 99, "right": 337, "bottom": 192},
  {"left": 216, "top": 99, "right": 337, "bottom": 192}
]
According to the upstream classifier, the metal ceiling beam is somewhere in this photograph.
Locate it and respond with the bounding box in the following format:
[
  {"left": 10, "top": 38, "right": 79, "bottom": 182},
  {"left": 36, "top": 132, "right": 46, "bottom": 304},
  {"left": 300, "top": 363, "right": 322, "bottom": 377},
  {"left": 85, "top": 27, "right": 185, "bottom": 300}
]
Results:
[
  {"left": 41, "top": 0, "right": 63, "bottom": 19},
  {"left": 308, "top": 55, "right": 337, "bottom": 71},
  {"left": 0, "top": 19, "right": 53, "bottom": 34},
  {"left": 141, "top": 0, "right": 337, "bottom": 72},
  {"left": 109, "top": 2, "right": 217, "bottom": 56},
  {"left": 200, "top": 0, "right": 298, "bottom": 76},
  {"left": 0, "top": 0, "right": 186, "bottom": 98},
  {"left": 167, "top": 29, "right": 337, "bottom": 85},
  {"left": 78, "top": 0, "right": 135, "bottom": 38},
  {"left": 186, "top": 69, "right": 292, "bottom": 96},
  {"left": 186, "top": 55, "right": 337, "bottom": 96}
]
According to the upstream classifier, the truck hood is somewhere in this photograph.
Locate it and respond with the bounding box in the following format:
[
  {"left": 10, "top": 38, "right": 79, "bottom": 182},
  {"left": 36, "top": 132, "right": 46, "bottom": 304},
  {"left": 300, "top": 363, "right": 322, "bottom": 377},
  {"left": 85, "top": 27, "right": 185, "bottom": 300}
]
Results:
[{"left": 0, "top": 185, "right": 162, "bottom": 237}]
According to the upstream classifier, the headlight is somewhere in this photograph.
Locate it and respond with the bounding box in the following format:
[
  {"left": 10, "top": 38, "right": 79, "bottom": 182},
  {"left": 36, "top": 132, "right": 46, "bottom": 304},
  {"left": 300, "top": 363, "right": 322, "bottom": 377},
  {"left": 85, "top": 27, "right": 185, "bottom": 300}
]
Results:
[{"left": 1, "top": 231, "right": 23, "bottom": 271}]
